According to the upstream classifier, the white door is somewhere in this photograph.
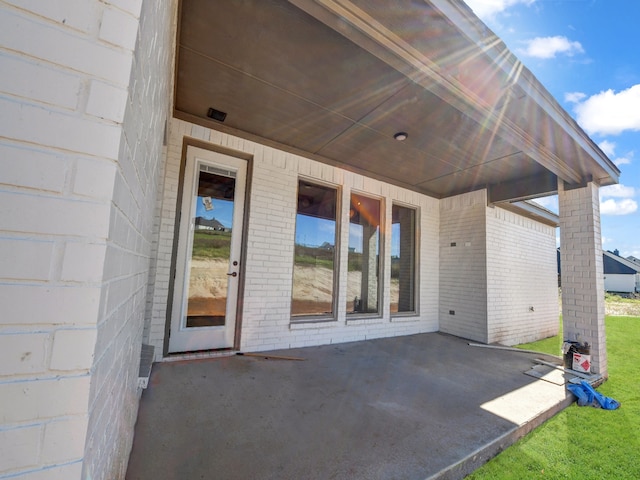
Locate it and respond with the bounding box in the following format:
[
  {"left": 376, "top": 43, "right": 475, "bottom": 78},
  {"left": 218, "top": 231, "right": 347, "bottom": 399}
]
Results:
[{"left": 168, "top": 146, "right": 246, "bottom": 353}]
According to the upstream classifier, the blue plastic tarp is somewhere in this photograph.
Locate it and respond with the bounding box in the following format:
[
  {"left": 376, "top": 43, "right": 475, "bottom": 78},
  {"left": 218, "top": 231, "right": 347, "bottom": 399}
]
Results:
[{"left": 567, "top": 380, "right": 620, "bottom": 410}]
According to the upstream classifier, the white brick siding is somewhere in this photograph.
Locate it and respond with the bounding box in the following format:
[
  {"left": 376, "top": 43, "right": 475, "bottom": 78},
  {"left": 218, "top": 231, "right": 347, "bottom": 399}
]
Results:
[
  {"left": 486, "top": 206, "right": 558, "bottom": 345},
  {"left": 82, "top": 0, "right": 175, "bottom": 478},
  {"left": 439, "top": 190, "right": 489, "bottom": 342},
  {"left": 0, "top": 144, "right": 68, "bottom": 193},
  {"left": 0, "top": 0, "right": 174, "bottom": 479},
  {"left": 146, "top": 118, "right": 440, "bottom": 359},
  {"left": 558, "top": 181, "right": 607, "bottom": 375},
  {"left": 439, "top": 190, "right": 558, "bottom": 345},
  {"left": 0, "top": 376, "right": 91, "bottom": 425}
]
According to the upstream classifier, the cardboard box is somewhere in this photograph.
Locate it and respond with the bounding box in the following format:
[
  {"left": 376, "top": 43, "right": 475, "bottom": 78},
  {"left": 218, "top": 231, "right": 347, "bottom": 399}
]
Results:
[{"left": 572, "top": 353, "right": 591, "bottom": 373}]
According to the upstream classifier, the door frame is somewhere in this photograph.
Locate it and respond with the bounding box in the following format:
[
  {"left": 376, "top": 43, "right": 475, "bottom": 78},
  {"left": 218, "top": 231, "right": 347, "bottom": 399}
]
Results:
[{"left": 164, "top": 139, "right": 252, "bottom": 356}]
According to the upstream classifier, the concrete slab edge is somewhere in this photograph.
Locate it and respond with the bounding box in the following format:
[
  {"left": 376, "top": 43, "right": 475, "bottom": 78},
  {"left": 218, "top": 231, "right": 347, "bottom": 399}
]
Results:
[{"left": 424, "top": 392, "right": 575, "bottom": 480}]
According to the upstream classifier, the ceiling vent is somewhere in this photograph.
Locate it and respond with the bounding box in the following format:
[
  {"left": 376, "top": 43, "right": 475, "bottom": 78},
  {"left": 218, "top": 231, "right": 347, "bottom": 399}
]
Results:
[{"left": 207, "top": 108, "right": 227, "bottom": 122}]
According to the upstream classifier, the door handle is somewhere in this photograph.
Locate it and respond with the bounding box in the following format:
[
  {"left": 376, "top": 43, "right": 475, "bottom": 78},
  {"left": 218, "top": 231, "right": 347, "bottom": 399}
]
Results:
[{"left": 227, "top": 272, "right": 237, "bottom": 277}]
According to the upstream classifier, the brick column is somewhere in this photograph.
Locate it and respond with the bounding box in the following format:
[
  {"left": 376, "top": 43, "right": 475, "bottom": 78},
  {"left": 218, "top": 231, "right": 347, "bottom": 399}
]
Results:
[{"left": 558, "top": 181, "right": 607, "bottom": 376}]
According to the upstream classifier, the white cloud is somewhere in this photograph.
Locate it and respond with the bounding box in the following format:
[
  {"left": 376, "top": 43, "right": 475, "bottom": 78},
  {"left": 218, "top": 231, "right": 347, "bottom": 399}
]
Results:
[
  {"left": 599, "top": 184, "right": 637, "bottom": 215},
  {"left": 614, "top": 155, "right": 632, "bottom": 167},
  {"left": 519, "top": 36, "right": 584, "bottom": 59},
  {"left": 598, "top": 140, "right": 616, "bottom": 157},
  {"left": 573, "top": 84, "right": 640, "bottom": 136},
  {"left": 600, "top": 199, "right": 637, "bottom": 215},
  {"left": 531, "top": 185, "right": 637, "bottom": 217},
  {"left": 614, "top": 149, "right": 633, "bottom": 167},
  {"left": 594, "top": 140, "right": 633, "bottom": 166},
  {"left": 600, "top": 184, "right": 636, "bottom": 198},
  {"left": 565, "top": 91, "right": 586, "bottom": 104},
  {"left": 464, "top": 0, "right": 535, "bottom": 18}
]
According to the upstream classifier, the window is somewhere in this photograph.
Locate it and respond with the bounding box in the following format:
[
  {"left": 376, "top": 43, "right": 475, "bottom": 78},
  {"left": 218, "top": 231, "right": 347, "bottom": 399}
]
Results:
[
  {"left": 347, "top": 193, "right": 381, "bottom": 315},
  {"left": 391, "top": 204, "right": 416, "bottom": 313},
  {"left": 291, "top": 180, "right": 338, "bottom": 318}
]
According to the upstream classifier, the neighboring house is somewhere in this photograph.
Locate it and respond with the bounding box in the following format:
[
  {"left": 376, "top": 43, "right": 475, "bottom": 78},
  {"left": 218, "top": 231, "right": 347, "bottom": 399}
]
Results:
[
  {"left": 558, "top": 249, "right": 640, "bottom": 293},
  {"left": 628, "top": 255, "right": 640, "bottom": 267},
  {"left": 603, "top": 251, "right": 640, "bottom": 293},
  {"left": 195, "top": 216, "right": 227, "bottom": 231},
  {"left": 0, "top": 1, "right": 619, "bottom": 479}
]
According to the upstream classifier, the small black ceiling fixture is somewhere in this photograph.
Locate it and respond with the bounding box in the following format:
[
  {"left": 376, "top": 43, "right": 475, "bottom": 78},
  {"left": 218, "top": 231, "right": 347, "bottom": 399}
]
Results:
[
  {"left": 207, "top": 107, "right": 227, "bottom": 122},
  {"left": 394, "top": 132, "right": 408, "bottom": 141}
]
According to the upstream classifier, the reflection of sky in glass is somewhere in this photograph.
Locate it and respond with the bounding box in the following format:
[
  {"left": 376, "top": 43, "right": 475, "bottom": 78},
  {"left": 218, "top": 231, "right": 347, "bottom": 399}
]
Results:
[
  {"left": 295, "top": 215, "right": 396, "bottom": 255},
  {"left": 293, "top": 212, "right": 402, "bottom": 256},
  {"left": 295, "top": 215, "right": 335, "bottom": 247},
  {"left": 196, "top": 197, "right": 234, "bottom": 228},
  {"left": 349, "top": 224, "right": 363, "bottom": 253},
  {"left": 391, "top": 223, "right": 400, "bottom": 257}
]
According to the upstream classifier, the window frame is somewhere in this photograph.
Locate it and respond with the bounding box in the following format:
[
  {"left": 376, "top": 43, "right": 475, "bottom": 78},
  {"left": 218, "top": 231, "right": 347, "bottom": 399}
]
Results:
[
  {"left": 390, "top": 201, "right": 419, "bottom": 318},
  {"left": 345, "top": 190, "right": 385, "bottom": 319},
  {"left": 290, "top": 177, "right": 341, "bottom": 323}
]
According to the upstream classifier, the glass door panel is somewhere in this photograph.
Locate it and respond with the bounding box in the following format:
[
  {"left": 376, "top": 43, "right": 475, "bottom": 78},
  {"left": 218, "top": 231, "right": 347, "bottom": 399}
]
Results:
[{"left": 185, "top": 169, "right": 235, "bottom": 328}]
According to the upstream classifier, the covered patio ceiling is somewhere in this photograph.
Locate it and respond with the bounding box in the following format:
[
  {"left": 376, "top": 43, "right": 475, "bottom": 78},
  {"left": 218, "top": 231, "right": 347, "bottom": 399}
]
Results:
[{"left": 174, "top": 0, "right": 619, "bottom": 203}]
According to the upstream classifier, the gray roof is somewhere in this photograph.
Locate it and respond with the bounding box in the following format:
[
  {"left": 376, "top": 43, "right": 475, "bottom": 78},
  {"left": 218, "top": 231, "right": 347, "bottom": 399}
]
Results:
[{"left": 557, "top": 249, "right": 640, "bottom": 275}]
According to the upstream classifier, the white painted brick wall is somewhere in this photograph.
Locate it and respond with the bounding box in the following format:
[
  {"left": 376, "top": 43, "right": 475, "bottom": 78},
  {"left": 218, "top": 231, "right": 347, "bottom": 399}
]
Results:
[
  {"left": 0, "top": 238, "right": 53, "bottom": 281},
  {"left": 0, "top": 7, "right": 133, "bottom": 86},
  {"left": 99, "top": 6, "right": 140, "bottom": 50},
  {"left": 486, "top": 207, "right": 558, "bottom": 346},
  {"left": 41, "top": 417, "right": 89, "bottom": 465},
  {"left": 0, "top": 376, "right": 91, "bottom": 425},
  {"left": 0, "top": 1, "right": 127, "bottom": 478},
  {"left": 438, "top": 191, "right": 558, "bottom": 345},
  {"left": 0, "top": 333, "right": 48, "bottom": 376},
  {"left": 0, "top": 54, "right": 82, "bottom": 110},
  {"left": 0, "top": 425, "right": 41, "bottom": 474},
  {"left": 0, "top": 0, "right": 173, "bottom": 479},
  {"left": 50, "top": 329, "right": 98, "bottom": 371},
  {"left": 146, "top": 118, "right": 440, "bottom": 359},
  {"left": 2, "top": 0, "right": 101, "bottom": 34},
  {"left": 0, "top": 97, "right": 124, "bottom": 159},
  {"left": 82, "top": 0, "right": 175, "bottom": 478},
  {"left": 0, "top": 144, "right": 67, "bottom": 193},
  {"left": 0, "top": 284, "right": 102, "bottom": 326},
  {"left": 0, "top": 190, "right": 112, "bottom": 237},
  {"left": 439, "top": 190, "right": 488, "bottom": 342}
]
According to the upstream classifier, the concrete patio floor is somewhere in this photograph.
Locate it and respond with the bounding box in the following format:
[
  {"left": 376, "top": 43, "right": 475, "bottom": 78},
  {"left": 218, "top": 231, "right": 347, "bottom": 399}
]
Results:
[{"left": 125, "top": 333, "right": 573, "bottom": 480}]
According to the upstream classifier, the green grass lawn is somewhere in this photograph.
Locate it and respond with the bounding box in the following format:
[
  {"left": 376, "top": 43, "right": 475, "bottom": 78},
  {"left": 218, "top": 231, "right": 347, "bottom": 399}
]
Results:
[
  {"left": 191, "top": 230, "right": 231, "bottom": 259},
  {"left": 468, "top": 315, "right": 640, "bottom": 479}
]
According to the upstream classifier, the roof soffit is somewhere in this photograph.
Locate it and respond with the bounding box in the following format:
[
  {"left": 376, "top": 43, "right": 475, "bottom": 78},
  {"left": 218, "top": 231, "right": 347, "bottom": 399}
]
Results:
[
  {"left": 175, "top": 0, "right": 619, "bottom": 201},
  {"left": 289, "top": 0, "right": 615, "bottom": 186}
]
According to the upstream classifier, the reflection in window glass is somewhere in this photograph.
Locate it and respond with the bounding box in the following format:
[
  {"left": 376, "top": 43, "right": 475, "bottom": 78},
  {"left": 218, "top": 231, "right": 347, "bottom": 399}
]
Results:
[
  {"left": 185, "top": 169, "right": 235, "bottom": 327},
  {"left": 291, "top": 180, "right": 337, "bottom": 317},
  {"left": 391, "top": 204, "right": 416, "bottom": 313},
  {"left": 347, "top": 193, "right": 381, "bottom": 314}
]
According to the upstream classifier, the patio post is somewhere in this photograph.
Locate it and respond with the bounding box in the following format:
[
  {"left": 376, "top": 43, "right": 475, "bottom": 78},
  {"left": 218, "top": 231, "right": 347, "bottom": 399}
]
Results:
[{"left": 558, "top": 180, "right": 607, "bottom": 377}]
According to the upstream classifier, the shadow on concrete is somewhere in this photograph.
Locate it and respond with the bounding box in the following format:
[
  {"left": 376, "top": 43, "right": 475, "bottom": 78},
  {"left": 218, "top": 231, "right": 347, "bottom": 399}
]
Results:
[{"left": 126, "top": 333, "right": 572, "bottom": 480}]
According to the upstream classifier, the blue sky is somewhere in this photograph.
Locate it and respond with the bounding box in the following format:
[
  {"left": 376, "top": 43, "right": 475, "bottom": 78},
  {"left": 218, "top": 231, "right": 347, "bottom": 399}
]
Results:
[
  {"left": 465, "top": 0, "right": 640, "bottom": 258},
  {"left": 196, "top": 196, "right": 234, "bottom": 228}
]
